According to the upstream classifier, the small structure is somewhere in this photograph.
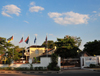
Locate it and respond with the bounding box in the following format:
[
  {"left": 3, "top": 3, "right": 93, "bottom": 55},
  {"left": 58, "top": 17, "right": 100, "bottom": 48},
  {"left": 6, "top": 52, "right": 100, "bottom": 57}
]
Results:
[
  {"left": 29, "top": 45, "right": 45, "bottom": 59},
  {"left": 80, "top": 55, "right": 100, "bottom": 68}
]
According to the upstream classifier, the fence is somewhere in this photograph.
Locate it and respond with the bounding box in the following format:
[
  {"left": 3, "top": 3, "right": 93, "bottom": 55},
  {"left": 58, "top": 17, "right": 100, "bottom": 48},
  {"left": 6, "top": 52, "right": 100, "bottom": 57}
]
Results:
[{"left": 0, "top": 57, "right": 61, "bottom": 68}]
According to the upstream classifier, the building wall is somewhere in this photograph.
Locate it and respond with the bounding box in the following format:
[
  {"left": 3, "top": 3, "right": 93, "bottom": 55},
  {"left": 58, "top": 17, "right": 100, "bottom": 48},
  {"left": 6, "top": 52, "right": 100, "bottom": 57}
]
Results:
[
  {"left": 29, "top": 47, "right": 45, "bottom": 59},
  {"left": 0, "top": 57, "right": 61, "bottom": 68}
]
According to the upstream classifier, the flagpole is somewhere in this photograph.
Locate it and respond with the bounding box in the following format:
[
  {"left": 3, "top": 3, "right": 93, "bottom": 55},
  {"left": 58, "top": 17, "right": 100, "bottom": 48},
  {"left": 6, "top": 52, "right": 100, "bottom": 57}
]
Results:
[
  {"left": 29, "top": 35, "right": 30, "bottom": 59},
  {"left": 13, "top": 35, "right": 14, "bottom": 59},
  {"left": 46, "top": 34, "right": 48, "bottom": 57},
  {"left": 22, "top": 35, "right": 24, "bottom": 62},
  {"left": 35, "top": 35, "right": 37, "bottom": 60},
  {"left": 12, "top": 33, "right": 16, "bottom": 59},
  {"left": 34, "top": 35, "right": 37, "bottom": 60}
]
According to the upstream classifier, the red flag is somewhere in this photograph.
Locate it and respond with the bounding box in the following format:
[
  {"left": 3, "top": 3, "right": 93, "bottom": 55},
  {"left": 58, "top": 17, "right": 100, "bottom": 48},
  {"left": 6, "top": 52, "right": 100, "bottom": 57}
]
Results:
[
  {"left": 19, "top": 37, "right": 23, "bottom": 43},
  {"left": 25, "top": 36, "right": 29, "bottom": 44}
]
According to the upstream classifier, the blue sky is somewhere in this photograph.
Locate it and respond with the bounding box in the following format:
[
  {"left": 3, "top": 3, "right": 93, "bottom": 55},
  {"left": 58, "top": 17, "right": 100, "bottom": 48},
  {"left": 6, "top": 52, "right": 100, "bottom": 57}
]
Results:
[{"left": 1, "top": 0, "right": 100, "bottom": 50}]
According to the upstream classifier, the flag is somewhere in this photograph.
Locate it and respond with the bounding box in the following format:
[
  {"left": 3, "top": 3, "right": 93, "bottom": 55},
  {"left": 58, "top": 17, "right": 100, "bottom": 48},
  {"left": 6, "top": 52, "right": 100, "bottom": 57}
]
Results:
[
  {"left": 34, "top": 36, "right": 37, "bottom": 44},
  {"left": 7, "top": 36, "right": 13, "bottom": 43},
  {"left": 45, "top": 36, "right": 47, "bottom": 44},
  {"left": 19, "top": 37, "right": 23, "bottom": 43},
  {"left": 25, "top": 36, "right": 29, "bottom": 44}
]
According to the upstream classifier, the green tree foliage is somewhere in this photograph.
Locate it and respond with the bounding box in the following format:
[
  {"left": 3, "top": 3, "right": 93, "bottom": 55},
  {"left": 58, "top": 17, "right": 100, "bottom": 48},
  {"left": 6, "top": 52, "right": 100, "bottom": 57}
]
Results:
[
  {"left": 42, "top": 40, "right": 55, "bottom": 49},
  {"left": 0, "top": 37, "right": 14, "bottom": 54},
  {"left": 47, "top": 53, "right": 60, "bottom": 70},
  {"left": 0, "top": 37, "right": 6, "bottom": 54},
  {"left": 55, "top": 35, "right": 81, "bottom": 58},
  {"left": 64, "top": 35, "right": 82, "bottom": 47},
  {"left": 0, "top": 37, "right": 23, "bottom": 63},
  {"left": 83, "top": 40, "right": 100, "bottom": 56}
]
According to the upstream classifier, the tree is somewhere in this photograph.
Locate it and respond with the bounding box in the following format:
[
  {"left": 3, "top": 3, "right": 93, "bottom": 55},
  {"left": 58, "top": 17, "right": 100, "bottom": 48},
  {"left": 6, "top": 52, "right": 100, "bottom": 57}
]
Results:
[
  {"left": 64, "top": 35, "right": 82, "bottom": 47},
  {"left": 13, "top": 46, "right": 24, "bottom": 62},
  {"left": 0, "top": 37, "right": 23, "bottom": 64},
  {"left": 55, "top": 35, "right": 81, "bottom": 58},
  {"left": 42, "top": 40, "right": 55, "bottom": 49},
  {"left": 83, "top": 40, "right": 100, "bottom": 56},
  {"left": 0, "top": 37, "right": 14, "bottom": 55}
]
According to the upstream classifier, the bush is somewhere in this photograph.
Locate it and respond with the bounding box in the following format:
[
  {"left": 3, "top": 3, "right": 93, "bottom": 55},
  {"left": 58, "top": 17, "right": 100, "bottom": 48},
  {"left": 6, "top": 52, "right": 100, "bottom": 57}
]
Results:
[
  {"left": 7, "top": 67, "right": 12, "bottom": 70},
  {"left": 0, "top": 68, "right": 3, "bottom": 70},
  {"left": 89, "top": 64, "right": 96, "bottom": 68},
  {"left": 6, "top": 58, "right": 12, "bottom": 65},
  {"left": 29, "top": 63, "right": 33, "bottom": 70},
  {"left": 53, "top": 66, "right": 60, "bottom": 71},
  {"left": 14, "top": 67, "right": 26, "bottom": 71},
  {"left": 47, "top": 53, "right": 60, "bottom": 71},
  {"left": 47, "top": 63, "right": 60, "bottom": 71},
  {"left": 47, "top": 63, "right": 54, "bottom": 70},
  {"left": 38, "top": 67, "right": 43, "bottom": 70},
  {"left": 34, "top": 67, "right": 38, "bottom": 71},
  {"left": 43, "top": 67, "right": 47, "bottom": 71}
]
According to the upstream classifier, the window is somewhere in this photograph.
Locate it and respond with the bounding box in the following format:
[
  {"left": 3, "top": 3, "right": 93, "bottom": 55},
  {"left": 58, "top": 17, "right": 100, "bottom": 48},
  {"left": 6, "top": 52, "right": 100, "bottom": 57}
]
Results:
[{"left": 35, "top": 50, "right": 39, "bottom": 54}]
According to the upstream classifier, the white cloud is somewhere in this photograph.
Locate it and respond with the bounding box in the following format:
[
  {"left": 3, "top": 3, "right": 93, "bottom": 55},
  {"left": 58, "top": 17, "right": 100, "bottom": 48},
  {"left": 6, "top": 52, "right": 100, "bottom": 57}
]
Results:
[
  {"left": 2, "top": 4, "right": 21, "bottom": 17},
  {"left": 29, "top": 2, "right": 44, "bottom": 13},
  {"left": 30, "top": 2, "right": 35, "bottom": 6},
  {"left": 24, "top": 21, "right": 29, "bottom": 24},
  {"left": 93, "top": 11, "right": 97, "bottom": 13},
  {"left": 2, "top": 11, "right": 12, "bottom": 18},
  {"left": 98, "top": 13, "right": 100, "bottom": 16},
  {"left": 48, "top": 12, "right": 62, "bottom": 18},
  {"left": 29, "top": 6, "right": 44, "bottom": 12},
  {"left": 48, "top": 11, "right": 89, "bottom": 25}
]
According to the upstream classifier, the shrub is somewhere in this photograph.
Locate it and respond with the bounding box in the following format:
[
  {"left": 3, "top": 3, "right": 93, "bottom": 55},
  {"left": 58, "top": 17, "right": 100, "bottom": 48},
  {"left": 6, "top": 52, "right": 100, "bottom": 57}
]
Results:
[
  {"left": 6, "top": 58, "right": 12, "bottom": 65},
  {"left": 38, "top": 67, "right": 43, "bottom": 70},
  {"left": 29, "top": 63, "right": 33, "bottom": 70},
  {"left": 53, "top": 66, "right": 60, "bottom": 71},
  {"left": 34, "top": 67, "right": 38, "bottom": 71},
  {"left": 47, "top": 53, "right": 60, "bottom": 71},
  {"left": 89, "top": 64, "right": 96, "bottom": 68},
  {"left": 47, "top": 63, "right": 60, "bottom": 71},
  {"left": 43, "top": 67, "right": 47, "bottom": 71},
  {"left": 7, "top": 67, "right": 12, "bottom": 70},
  {"left": 47, "top": 63, "right": 54, "bottom": 70}
]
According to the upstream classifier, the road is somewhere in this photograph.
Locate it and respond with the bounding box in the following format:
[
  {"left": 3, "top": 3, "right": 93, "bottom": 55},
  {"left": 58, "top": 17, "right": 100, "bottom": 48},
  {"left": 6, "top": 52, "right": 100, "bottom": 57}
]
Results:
[{"left": 0, "top": 70, "right": 100, "bottom": 76}]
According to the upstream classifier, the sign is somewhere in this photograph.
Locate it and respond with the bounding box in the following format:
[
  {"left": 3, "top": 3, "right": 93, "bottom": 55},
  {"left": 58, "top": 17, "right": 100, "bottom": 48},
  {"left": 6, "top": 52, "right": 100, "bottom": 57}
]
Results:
[{"left": 85, "top": 57, "right": 97, "bottom": 67}]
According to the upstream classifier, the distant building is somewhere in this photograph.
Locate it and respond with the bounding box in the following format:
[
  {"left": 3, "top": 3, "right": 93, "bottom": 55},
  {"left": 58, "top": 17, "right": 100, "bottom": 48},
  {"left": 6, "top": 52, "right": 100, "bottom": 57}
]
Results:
[
  {"left": 78, "top": 51, "right": 91, "bottom": 57},
  {"left": 38, "top": 46, "right": 57, "bottom": 57},
  {"left": 29, "top": 45, "right": 45, "bottom": 59}
]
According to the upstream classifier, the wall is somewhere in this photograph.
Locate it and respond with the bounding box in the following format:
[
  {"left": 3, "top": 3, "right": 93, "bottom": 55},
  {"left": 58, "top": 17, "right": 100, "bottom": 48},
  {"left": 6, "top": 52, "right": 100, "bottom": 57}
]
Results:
[
  {"left": 0, "top": 57, "right": 61, "bottom": 68},
  {"left": 80, "top": 56, "right": 100, "bottom": 68},
  {"left": 29, "top": 47, "right": 45, "bottom": 59}
]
